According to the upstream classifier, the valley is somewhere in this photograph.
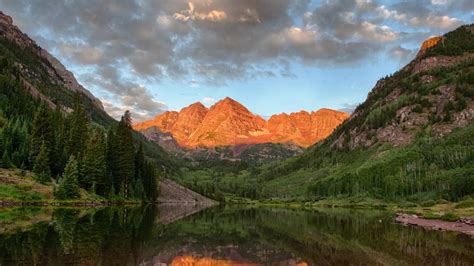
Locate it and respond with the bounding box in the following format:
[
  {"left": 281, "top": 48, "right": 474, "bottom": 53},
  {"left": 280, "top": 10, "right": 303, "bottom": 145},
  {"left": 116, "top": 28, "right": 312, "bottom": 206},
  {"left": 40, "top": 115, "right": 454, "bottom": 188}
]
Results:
[
  {"left": 0, "top": 2, "right": 474, "bottom": 264},
  {"left": 0, "top": 9, "right": 473, "bottom": 214}
]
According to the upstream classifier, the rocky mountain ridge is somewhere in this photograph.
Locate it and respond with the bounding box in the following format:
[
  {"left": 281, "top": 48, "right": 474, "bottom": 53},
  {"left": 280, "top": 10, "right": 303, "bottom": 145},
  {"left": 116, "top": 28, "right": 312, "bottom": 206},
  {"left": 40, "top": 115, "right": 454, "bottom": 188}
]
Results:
[
  {"left": 331, "top": 24, "right": 474, "bottom": 149},
  {"left": 0, "top": 11, "right": 104, "bottom": 111},
  {"left": 134, "top": 97, "right": 349, "bottom": 148}
]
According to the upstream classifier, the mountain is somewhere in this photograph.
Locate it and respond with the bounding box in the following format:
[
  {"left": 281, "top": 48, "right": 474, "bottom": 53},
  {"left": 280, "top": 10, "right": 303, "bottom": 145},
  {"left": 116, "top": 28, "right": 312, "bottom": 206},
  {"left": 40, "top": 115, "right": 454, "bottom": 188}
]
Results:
[
  {"left": 0, "top": 11, "right": 193, "bottom": 203},
  {"left": 187, "top": 97, "right": 268, "bottom": 147},
  {"left": 176, "top": 24, "right": 474, "bottom": 203},
  {"left": 0, "top": 11, "right": 110, "bottom": 124},
  {"left": 0, "top": 10, "right": 177, "bottom": 169},
  {"left": 134, "top": 97, "right": 349, "bottom": 148},
  {"left": 267, "top": 109, "right": 349, "bottom": 147},
  {"left": 253, "top": 24, "right": 474, "bottom": 200}
]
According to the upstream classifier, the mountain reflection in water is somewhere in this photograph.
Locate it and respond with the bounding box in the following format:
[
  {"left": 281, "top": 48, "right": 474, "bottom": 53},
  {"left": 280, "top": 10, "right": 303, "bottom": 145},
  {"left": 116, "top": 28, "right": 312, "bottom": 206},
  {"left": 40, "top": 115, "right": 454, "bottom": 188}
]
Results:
[{"left": 0, "top": 205, "right": 473, "bottom": 265}]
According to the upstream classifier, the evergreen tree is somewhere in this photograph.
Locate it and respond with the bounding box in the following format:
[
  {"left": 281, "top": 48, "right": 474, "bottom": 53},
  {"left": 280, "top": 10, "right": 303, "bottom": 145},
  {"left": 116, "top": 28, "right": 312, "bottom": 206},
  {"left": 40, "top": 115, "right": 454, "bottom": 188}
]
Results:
[
  {"left": 142, "top": 160, "right": 158, "bottom": 202},
  {"left": 66, "top": 94, "right": 89, "bottom": 159},
  {"left": 50, "top": 106, "right": 67, "bottom": 177},
  {"left": 31, "top": 103, "right": 53, "bottom": 159},
  {"left": 104, "top": 172, "right": 115, "bottom": 199},
  {"left": 110, "top": 111, "right": 135, "bottom": 198},
  {"left": 1, "top": 148, "right": 12, "bottom": 168},
  {"left": 55, "top": 155, "right": 81, "bottom": 200},
  {"left": 81, "top": 129, "right": 107, "bottom": 193},
  {"left": 33, "top": 142, "right": 51, "bottom": 183},
  {"left": 133, "top": 178, "right": 145, "bottom": 201},
  {"left": 134, "top": 142, "right": 145, "bottom": 181}
]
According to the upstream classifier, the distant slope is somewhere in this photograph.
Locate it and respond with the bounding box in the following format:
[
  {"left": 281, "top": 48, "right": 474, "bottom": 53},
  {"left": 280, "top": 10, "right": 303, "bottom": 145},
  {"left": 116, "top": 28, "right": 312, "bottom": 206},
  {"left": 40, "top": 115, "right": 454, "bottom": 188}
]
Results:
[
  {"left": 242, "top": 24, "right": 474, "bottom": 201},
  {"left": 139, "top": 125, "right": 303, "bottom": 164}
]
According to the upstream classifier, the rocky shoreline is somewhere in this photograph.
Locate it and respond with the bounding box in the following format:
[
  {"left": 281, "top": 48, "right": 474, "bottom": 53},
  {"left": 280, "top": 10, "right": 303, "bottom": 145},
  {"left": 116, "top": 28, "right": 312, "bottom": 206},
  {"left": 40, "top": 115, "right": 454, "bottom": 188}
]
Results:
[{"left": 396, "top": 213, "right": 474, "bottom": 236}]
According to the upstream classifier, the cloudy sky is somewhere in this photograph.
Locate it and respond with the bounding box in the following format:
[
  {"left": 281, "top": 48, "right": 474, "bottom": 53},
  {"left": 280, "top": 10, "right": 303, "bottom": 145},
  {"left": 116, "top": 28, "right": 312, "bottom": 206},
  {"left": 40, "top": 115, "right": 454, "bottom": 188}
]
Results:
[{"left": 1, "top": 0, "right": 473, "bottom": 120}]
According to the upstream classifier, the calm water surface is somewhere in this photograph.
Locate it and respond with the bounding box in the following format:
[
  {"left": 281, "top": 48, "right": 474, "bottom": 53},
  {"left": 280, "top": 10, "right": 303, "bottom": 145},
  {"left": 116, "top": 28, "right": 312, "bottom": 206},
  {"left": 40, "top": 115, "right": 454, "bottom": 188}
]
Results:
[{"left": 0, "top": 205, "right": 473, "bottom": 265}]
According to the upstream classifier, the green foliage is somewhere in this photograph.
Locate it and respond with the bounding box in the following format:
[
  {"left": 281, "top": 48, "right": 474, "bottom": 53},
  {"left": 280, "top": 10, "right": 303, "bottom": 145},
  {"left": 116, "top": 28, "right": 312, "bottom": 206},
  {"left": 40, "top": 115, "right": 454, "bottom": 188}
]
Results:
[
  {"left": 423, "top": 24, "right": 474, "bottom": 58},
  {"left": 1, "top": 148, "right": 12, "bottom": 168},
  {"left": 81, "top": 129, "right": 107, "bottom": 193},
  {"left": 66, "top": 94, "right": 90, "bottom": 158},
  {"left": 365, "top": 95, "right": 414, "bottom": 129},
  {"left": 109, "top": 111, "right": 135, "bottom": 198},
  {"left": 55, "top": 155, "right": 81, "bottom": 200},
  {"left": 133, "top": 178, "right": 145, "bottom": 200},
  {"left": 424, "top": 212, "right": 460, "bottom": 222},
  {"left": 31, "top": 103, "right": 53, "bottom": 159},
  {"left": 0, "top": 34, "right": 168, "bottom": 203},
  {"left": 0, "top": 184, "right": 44, "bottom": 201},
  {"left": 420, "top": 200, "right": 436, "bottom": 207},
  {"left": 141, "top": 158, "right": 159, "bottom": 202},
  {"left": 32, "top": 142, "right": 51, "bottom": 183},
  {"left": 454, "top": 198, "right": 474, "bottom": 209}
]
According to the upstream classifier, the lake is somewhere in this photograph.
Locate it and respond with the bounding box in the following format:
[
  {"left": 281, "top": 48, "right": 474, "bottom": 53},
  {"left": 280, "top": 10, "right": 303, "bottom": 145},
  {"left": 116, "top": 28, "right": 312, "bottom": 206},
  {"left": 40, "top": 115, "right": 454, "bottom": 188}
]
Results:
[{"left": 0, "top": 205, "right": 473, "bottom": 265}]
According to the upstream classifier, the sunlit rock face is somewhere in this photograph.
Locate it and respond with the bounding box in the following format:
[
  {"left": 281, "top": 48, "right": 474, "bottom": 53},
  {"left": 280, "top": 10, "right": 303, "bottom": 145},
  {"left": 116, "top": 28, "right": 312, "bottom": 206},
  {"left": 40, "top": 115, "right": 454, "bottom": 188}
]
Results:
[
  {"left": 134, "top": 97, "right": 349, "bottom": 148},
  {"left": 420, "top": 36, "right": 443, "bottom": 51},
  {"left": 416, "top": 36, "right": 443, "bottom": 57},
  {"left": 267, "top": 109, "right": 349, "bottom": 147}
]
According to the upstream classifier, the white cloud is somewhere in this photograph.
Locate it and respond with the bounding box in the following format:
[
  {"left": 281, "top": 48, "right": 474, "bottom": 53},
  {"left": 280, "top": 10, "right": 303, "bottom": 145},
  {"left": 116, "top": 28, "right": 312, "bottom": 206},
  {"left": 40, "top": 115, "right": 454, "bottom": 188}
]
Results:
[
  {"left": 409, "top": 15, "right": 462, "bottom": 29},
  {"left": 431, "top": 0, "right": 448, "bottom": 5},
  {"left": 359, "top": 21, "right": 398, "bottom": 42},
  {"left": 200, "top": 97, "right": 217, "bottom": 107}
]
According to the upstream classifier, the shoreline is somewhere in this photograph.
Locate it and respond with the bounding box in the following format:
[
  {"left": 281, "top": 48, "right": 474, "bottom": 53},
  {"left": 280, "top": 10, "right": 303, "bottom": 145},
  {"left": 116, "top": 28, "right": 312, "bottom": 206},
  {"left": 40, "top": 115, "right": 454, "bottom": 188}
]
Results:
[
  {"left": 0, "top": 200, "right": 218, "bottom": 207},
  {"left": 396, "top": 213, "right": 474, "bottom": 236},
  {"left": 0, "top": 200, "right": 140, "bottom": 207}
]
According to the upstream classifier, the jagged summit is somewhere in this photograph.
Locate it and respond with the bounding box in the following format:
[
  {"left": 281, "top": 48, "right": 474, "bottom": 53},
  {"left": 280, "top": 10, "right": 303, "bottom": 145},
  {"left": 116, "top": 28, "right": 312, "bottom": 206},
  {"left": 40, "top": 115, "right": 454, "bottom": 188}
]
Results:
[{"left": 134, "top": 98, "right": 348, "bottom": 148}]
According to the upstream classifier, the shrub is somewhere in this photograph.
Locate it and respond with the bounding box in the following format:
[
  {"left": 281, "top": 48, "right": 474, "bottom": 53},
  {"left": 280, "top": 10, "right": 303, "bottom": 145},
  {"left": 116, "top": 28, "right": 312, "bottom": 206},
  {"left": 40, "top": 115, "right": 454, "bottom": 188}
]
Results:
[
  {"left": 440, "top": 213, "right": 460, "bottom": 222},
  {"left": 420, "top": 200, "right": 436, "bottom": 207},
  {"left": 412, "top": 105, "right": 423, "bottom": 113},
  {"left": 455, "top": 198, "right": 474, "bottom": 209}
]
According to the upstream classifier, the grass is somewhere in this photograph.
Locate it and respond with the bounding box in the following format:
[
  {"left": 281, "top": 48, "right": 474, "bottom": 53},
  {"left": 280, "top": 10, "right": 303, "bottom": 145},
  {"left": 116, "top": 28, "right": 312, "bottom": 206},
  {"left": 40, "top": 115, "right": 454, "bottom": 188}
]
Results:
[
  {"left": 223, "top": 195, "right": 474, "bottom": 218},
  {"left": 0, "top": 168, "right": 140, "bottom": 205},
  {"left": 423, "top": 212, "right": 461, "bottom": 222},
  {"left": 0, "top": 168, "right": 52, "bottom": 201},
  {"left": 455, "top": 198, "right": 474, "bottom": 209}
]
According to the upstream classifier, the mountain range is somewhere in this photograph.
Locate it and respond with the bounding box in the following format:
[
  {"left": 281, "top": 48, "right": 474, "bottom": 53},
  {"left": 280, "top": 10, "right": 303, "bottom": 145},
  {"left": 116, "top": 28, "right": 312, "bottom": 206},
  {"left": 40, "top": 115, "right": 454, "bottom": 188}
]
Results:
[
  {"left": 1, "top": 7, "right": 473, "bottom": 205},
  {"left": 134, "top": 97, "right": 349, "bottom": 148}
]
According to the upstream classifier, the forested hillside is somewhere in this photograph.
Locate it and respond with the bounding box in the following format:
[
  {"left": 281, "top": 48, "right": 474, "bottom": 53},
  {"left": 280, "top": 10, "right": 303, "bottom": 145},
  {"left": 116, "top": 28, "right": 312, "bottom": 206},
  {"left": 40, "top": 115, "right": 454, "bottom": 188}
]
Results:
[
  {"left": 0, "top": 11, "right": 174, "bottom": 202},
  {"left": 182, "top": 24, "right": 474, "bottom": 203}
]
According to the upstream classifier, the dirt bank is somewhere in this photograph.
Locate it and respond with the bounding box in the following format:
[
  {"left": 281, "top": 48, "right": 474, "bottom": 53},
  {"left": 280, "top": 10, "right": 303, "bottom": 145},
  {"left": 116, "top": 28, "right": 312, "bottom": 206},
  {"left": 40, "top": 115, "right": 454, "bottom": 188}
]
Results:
[{"left": 395, "top": 213, "right": 474, "bottom": 236}]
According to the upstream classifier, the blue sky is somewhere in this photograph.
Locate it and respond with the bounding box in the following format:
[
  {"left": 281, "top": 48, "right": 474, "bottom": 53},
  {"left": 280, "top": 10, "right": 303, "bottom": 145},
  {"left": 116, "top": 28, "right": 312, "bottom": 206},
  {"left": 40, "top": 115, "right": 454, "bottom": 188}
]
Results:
[{"left": 0, "top": 0, "right": 473, "bottom": 120}]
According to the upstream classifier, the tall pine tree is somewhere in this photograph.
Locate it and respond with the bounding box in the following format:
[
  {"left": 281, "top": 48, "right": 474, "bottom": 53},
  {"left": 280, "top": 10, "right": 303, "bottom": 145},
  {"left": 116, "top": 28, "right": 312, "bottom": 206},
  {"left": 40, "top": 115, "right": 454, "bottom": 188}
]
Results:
[
  {"left": 31, "top": 103, "right": 53, "bottom": 160},
  {"left": 66, "top": 94, "right": 89, "bottom": 159},
  {"left": 134, "top": 142, "right": 145, "bottom": 181},
  {"left": 55, "top": 155, "right": 81, "bottom": 200},
  {"left": 81, "top": 128, "right": 107, "bottom": 194},
  {"left": 142, "top": 160, "right": 159, "bottom": 202},
  {"left": 110, "top": 111, "right": 135, "bottom": 198},
  {"left": 33, "top": 142, "right": 51, "bottom": 183},
  {"left": 50, "top": 106, "right": 67, "bottom": 177}
]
